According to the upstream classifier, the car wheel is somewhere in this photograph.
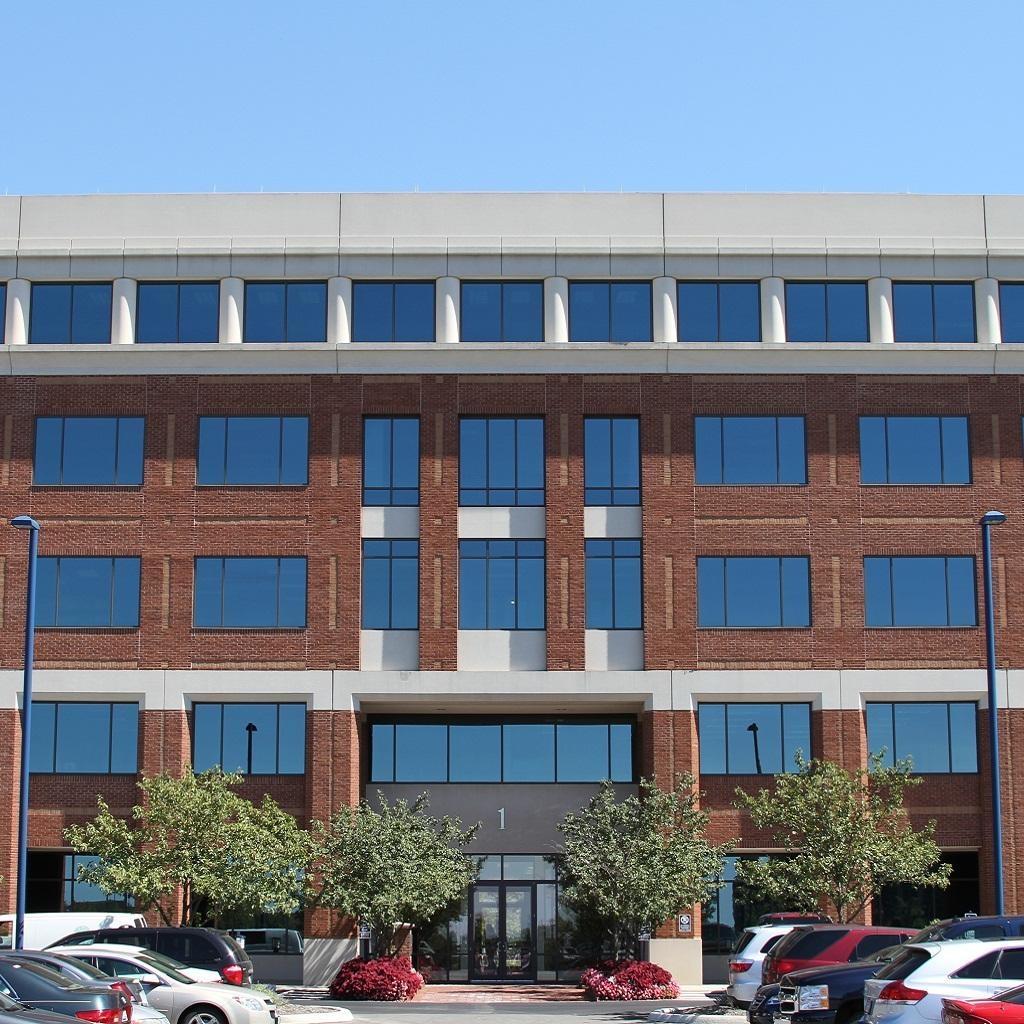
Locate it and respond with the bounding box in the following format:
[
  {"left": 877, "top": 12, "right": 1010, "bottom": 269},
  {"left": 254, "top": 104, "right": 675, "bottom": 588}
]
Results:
[{"left": 180, "top": 1006, "right": 227, "bottom": 1024}]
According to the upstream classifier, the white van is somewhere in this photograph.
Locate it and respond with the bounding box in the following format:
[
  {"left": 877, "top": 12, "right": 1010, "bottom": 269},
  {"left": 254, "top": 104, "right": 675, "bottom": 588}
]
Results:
[{"left": 0, "top": 912, "right": 147, "bottom": 950}]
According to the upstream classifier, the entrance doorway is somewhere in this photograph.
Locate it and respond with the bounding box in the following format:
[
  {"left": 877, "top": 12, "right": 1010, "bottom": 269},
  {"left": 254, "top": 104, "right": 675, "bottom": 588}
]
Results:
[{"left": 470, "top": 884, "right": 535, "bottom": 981}]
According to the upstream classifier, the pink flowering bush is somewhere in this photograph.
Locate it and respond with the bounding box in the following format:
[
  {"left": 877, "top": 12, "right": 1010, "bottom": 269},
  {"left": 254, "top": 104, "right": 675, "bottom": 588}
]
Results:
[
  {"left": 580, "top": 959, "right": 679, "bottom": 1000},
  {"left": 328, "top": 956, "right": 424, "bottom": 1001}
]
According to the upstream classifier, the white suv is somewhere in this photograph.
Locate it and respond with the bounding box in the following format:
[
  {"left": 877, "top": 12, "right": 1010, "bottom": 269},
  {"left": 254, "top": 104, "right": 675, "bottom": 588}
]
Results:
[
  {"left": 728, "top": 925, "right": 795, "bottom": 1006},
  {"left": 864, "top": 939, "right": 1024, "bottom": 1024}
]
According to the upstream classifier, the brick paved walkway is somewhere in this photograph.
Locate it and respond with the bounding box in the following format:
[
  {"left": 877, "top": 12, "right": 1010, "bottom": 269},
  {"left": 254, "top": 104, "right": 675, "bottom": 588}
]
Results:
[{"left": 415, "top": 983, "right": 583, "bottom": 1002}]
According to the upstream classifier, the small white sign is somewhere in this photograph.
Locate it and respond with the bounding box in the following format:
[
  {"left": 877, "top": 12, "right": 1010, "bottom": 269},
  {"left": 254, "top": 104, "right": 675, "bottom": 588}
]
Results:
[
  {"left": 677, "top": 913, "right": 693, "bottom": 935},
  {"left": 358, "top": 923, "right": 372, "bottom": 940}
]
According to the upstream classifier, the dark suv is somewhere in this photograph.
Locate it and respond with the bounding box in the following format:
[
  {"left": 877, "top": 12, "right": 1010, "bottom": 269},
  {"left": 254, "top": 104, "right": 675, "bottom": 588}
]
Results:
[
  {"left": 48, "top": 926, "right": 254, "bottom": 986},
  {"left": 763, "top": 924, "right": 915, "bottom": 985},
  {"left": 911, "top": 915, "right": 1024, "bottom": 942}
]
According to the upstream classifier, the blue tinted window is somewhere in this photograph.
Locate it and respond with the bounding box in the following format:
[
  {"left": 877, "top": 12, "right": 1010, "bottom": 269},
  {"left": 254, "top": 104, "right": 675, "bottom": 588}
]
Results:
[
  {"left": 678, "top": 282, "right": 760, "bottom": 342},
  {"left": 697, "top": 556, "right": 811, "bottom": 628},
  {"left": 352, "top": 282, "right": 434, "bottom": 342},
  {"left": 459, "top": 417, "right": 544, "bottom": 506},
  {"left": 557, "top": 723, "right": 611, "bottom": 781},
  {"left": 570, "top": 282, "right": 652, "bottom": 342},
  {"left": 395, "top": 724, "right": 448, "bottom": 782},
  {"left": 363, "top": 417, "right": 419, "bottom": 505},
  {"left": 1000, "top": 284, "right": 1024, "bottom": 343},
  {"left": 197, "top": 416, "right": 308, "bottom": 485},
  {"left": 29, "top": 701, "right": 138, "bottom": 774},
  {"left": 461, "top": 282, "right": 542, "bottom": 342},
  {"left": 695, "top": 416, "right": 806, "bottom": 485},
  {"left": 193, "top": 556, "right": 306, "bottom": 628},
  {"left": 699, "top": 703, "right": 810, "bottom": 775},
  {"left": 34, "top": 417, "right": 144, "bottom": 486},
  {"left": 36, "top": 557, "right": 140, "bottom": 628},
  {"left": 0, "top": 284, "right": 5, "bottom": 341},
  {"left": 584, "top": 417, "right": 640, "bottom": 505},
  {"left": 894, "top": 283, "right": 976, "bottom": 343},
  {"left": 449, "top": 723, "right": 502, "bottom": 781},
  {"left": 30, "top": 283, "right": 112, "bottom": 344},
  {"left": 243, "top": 282, "right": 326, "bottom": 342},
  {"left": 864, "top": 556, "right": 976, "bottom": 627},
  {"left": 137, "top": 283, "right": 219, "bottom": 343},
  {"left": 786, "top": 282, "right": 868, "bottom": 342},
  {"left": 585, "top": 539, "right": 642, "bottom": 629},
  {"left": 362, "top": 539, "right": 419, "bottom": 629},
  {"left": 867, "top": 702, "right": 977, "bottom": 773},
  {"left": 459, "top": 539, "right": 545, "bottom": 629},
  {"left": 370, "top": 723, "right": 395, "bottom": 781},
  {"left": 193, "top": 702, "right": 305, "bottom": 774},
  {"left": 859, "top": 416, "right": 970, "bottom": 484}
]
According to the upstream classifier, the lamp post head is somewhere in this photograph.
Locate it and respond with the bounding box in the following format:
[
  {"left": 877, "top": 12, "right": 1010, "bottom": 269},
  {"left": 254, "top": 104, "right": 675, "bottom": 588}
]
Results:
[
  {"left": 9, "top": 516, "right": 39, "bottom": 532},
  {"left": 746, "top": 722, "right": 759, "bottom": 733},
  {"left": 245, "top": 722, "right": 258, "bottom": 733},
  {"left": 982, "top": 511, "right": 1007, "bottom": 527}
]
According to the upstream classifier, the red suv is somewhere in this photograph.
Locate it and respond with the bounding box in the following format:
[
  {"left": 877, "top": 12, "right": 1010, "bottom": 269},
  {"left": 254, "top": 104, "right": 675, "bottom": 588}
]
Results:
[{"left": 762, "top": 924, "right": 915, "bottom": 984}]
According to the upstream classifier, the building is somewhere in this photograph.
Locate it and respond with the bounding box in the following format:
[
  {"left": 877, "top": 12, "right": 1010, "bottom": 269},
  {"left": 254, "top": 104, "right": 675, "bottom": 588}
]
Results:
[{"left": 0, "top": 191, "right": 1023, "bottom": 984}]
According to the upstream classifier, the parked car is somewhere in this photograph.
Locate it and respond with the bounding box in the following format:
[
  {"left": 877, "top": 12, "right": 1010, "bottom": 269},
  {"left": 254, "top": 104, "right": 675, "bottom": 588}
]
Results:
[
  {"left": 760, "top": 914, "right": 833, "bottom": 926},
  {"left": 49, "top": 930, "right": 252, "bottom": 987},
  {"left": 763, "top": 924, "right": 916, "bottom": 985},
  {"left": 0, "top": 957, "right": 131, "bottom": 1024},
  {"left": 913, "top": 916, "right": 1024, "bottom": 942},
  {"left": 942, "top": 983, "right": 1024, "bottom": 1024},
  {"left": 749, "top": 982, "right": 781, "bottom": 1024},
  {"left": 226, "top": 931, "right": 302, "bottom": 956},
  {"left": 48, "top": 948, "right": 217, "bottom": 987},
  {"left": 730, "top": 926, "right": 798, "bottom": 1006},
  {"left": 0, "top": 988, "right": 77, "bottom": 1024},
  {"left": 864, "top": 939, "right": 1024, "bottom": 1024},
  {"left": 0, "top": 916, "right": 147, "bottom": 952},
  {"left": 51, "top": 946, "right": 277, "bottom": 1024}
]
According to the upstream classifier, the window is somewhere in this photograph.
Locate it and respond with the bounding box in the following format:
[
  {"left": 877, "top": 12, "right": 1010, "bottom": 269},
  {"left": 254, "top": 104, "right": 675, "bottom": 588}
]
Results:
[
  {"left": 678, "top": 282, "right": 760, "bottom": 342},
  {"left": 697, "top": 556, "right": 811, "bottom": 628},
  {"left": 34, "top": 417, "right": 144, "bottom": 486},
  {"left": 461, "top": 282, "right": 543, "bottom": 342},
  {"left": 863, "top": 556, "right": 976, "bottom": 627},
  {"left": 243, "top": 282, "right": 326, "bottom": 342},
  {"left": 197, "top": 416, "right": 308, "bottom": 485},
  {"left": 695, "top": 416, "right": 806, "bottom": 485},
  {"left": 58, "top": 853, "right": 133, "bottom": 911},
  {"left": 999, "top": 283, "right": 1024, "bottom": 343},
  {"left": 30, "top": 283, "right": 112, "bottom": 344},
  {"left": 785, "top": 282, "right": 868, "bottom": 342},
  {"left": 137, "top": 282, "right": 219, "bottom": 343},
  {"left": 459, "top": 417, "right": 544, "bottom": 506},
  {"left": 369, "top": 718, "right": 634, "bottom": 783},
  {"left": 193, "top": 702, "right": 306, "bottom": 774},
  {"left": 698, "top": 703, "right": 811, "bottom": 775},
  {"left": 363, "top": 417, "right": 419, "bottom": 505},
  {"left": 193, "top": 557, "right": 307, "bottom": 628},
  {"left": 30, "top": 702, "right": 138, "bottom": 773},
  {"left": 893, "top": 283, "right": 976, "bottom": 343},
  {"left": 458, "top": 540, "right": 544, "bottom": 629},
  {"left": 569, "top": 282, "right": 651, "bottom": 342},
  {"left": 867, "top": 702, "right": 977, "bottom": 773},
  {"left": 585, "top": 539, "right": 642, "bottom": 629},
  {"left": 859, "top": 416, "right": 970, "bottom": 485},
  {"left": 352, "top": 282, "right": 434, "bottom": 342},
  {"left": 362, "top": 540, "right": 419, "bottom": 629},
  {"left": 584, "top": 417, "right": 640, "bottom": 505},
  {"left": 0, "top": 283, "right": 5, "bottom": 341},
  {"left": 36, "top": 557, "right": 140, "bottom": 628}
]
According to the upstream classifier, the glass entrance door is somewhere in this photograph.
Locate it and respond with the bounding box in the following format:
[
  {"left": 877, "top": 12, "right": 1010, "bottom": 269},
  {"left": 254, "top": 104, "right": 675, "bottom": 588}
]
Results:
[{"left": 470, "top": 884, "right": 536, "bottom": 981}]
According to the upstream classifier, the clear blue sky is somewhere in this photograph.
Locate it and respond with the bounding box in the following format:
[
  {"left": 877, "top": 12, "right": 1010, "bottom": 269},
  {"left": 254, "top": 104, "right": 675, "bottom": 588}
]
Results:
[{"left": 5, "top": 0, "right": 1023, "bottom": 196}]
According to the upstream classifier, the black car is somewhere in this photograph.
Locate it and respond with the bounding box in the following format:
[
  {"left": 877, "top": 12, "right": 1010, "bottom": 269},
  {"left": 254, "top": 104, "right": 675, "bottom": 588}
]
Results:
[
  {"left": 749, "top": 982, "right": 781, "bottom": 1024},
  {"left": 0, "top": 952, "right": 144, "bottom": 1005},
  {"left": 0, "top": 958, "right": 130, "bottom": 1024},
  {"left": 49, "top": 927, "right": 254, "bottom": 986}
]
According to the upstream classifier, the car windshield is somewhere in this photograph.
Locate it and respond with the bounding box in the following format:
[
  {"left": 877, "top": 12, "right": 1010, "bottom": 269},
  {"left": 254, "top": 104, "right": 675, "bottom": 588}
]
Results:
[
  {"left": 132, "top": 952, "right": 194, "bottom": 985},
  {"left": 867, "top": 945, "right": 904, "bottom": 964},
  {"left": 911, "top": 924, "right": 950, "bottom": 943}
]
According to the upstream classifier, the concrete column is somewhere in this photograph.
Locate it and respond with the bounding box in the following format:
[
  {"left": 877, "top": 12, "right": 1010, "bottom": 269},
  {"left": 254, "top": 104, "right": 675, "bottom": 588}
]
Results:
[
  {"left": 436, "top": 276, "right": 459, "bottom": 344},
  {"left": 111, "top": 278, "right": 137, "bottom": 345},
  {"left": 652, "top": 276, "right": 678, "bottom": 344},
  {"left": 3, "top": 279, "right": 30, "bottom": 345},
  {"left": 760, "top": 277, "right": 786, "bottom": 343},
  {"left": 327, "top": 277, "right": 352, "bottom": 344},
  {"left": 976, "top": 278, "right": 1002, "bottom": 345},
  {"left": 219, "top": 277, "right": 244, "bottom": 344},
  {"left": 544, "top": 276, "right": 569, "bottom": 343},
  {"left": 868, "top": 277, "right": 895, "bottom": 343}
]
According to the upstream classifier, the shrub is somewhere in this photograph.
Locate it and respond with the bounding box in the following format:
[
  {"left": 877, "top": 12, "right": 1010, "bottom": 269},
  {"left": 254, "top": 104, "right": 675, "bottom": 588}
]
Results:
[
  {"left": 328, "top": 956, "right": 424, "bottom": 1001},
  {"left": 580, "top": 958, "right": 679, "bottom": 1001}
]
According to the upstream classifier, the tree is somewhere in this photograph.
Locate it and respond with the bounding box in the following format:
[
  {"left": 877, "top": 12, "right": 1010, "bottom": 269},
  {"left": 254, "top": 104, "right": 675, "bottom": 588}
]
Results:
[
  {"left": 310, "top": 793, "right": 479, "bottom": 957},
  {"left": 733, "top": 753, "right": 951, "bottom": 922},
  {"left": 557, "top": 777, "right": 727, "bottom": 961},
  {"left": 65, "top": 769, "right": 310, "bottom": 926}
]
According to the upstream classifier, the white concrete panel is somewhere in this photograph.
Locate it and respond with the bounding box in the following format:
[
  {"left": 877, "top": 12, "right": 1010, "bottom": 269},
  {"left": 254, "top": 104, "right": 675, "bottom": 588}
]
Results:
[
  {"left": 676, "top": 669, "right": 842, "bottom": 710},
  {"left": 4, "top": 279, "right": 29, "bottom": 345},
  {"left": 583, "top": 505, "right": 643, "bottom": 538},
  {"left": 544, "top": 277, "right": 569, "bottom": 343},
  {"left": 761, "top": 277, "right": 786, "bottom": 343},
  {"left": 652, "top": 276, "right": 677, "bottom": 344},
  {"left": 649, "top": 937, "right": 703, "bottom": 985},
  {"left": 457, "top": 506, "right": 546, "bottom": 538},
  {"left": 303, "top": 938, "right": 358, "bottom": 986},
  {"left": 0, "top": 669, "right": 165, "bottom": 710},
  {"left": 976, "top": 278, "right": 1002, "bottom": 344},
  {"left": 360, "top": 506, "right": 420, "bottom": 538},
  {"left": 436, "top": 276, "right": 459, "bottom": 343},
  {"left": 456, "top": 630, "right": 547, "bottom": 671},
  {"left": 166, "top": 669, "right": 333, "bottom": 711},
  {"left": 219, "top": 278, "right": 243, "bottom": 343},
  {"left": 111, "top": 278, "right": 136, "bottom": 345},
  {"left": 585, "top": 630, "right": 644, "bottom": 671},
  {"left": 327, "top": 277, "right": 352, "bottom": 344},
  {"left": 360, "top": 630, "right": 419, "bottom": 671},
  {"left": 868, "top": 278, "right": 895, "bottom": 344}
]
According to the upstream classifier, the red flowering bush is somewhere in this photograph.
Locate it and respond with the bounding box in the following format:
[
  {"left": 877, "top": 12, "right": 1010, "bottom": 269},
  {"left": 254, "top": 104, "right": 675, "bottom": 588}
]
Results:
[
  {"left": 580, "top": 959, "right": 679, "bottom": 1000},
  {"left": 328, "top": 956, "right": 424, "bottom": 1001}
]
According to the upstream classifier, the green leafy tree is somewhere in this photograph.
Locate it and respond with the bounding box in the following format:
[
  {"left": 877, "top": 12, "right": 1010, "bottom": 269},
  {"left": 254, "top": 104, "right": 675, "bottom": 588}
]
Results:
[
  {"left": 733, "top": 753, "right": 951, "bottom": 922},
  {"left": 65, "top": 769, "right": 310, "bottom": 926},
  {"left": 557, "top": 777, "right": 727, "bottom": 960},
  {"left": 311, "top": 793, "right": 479, "bottom": 957}
]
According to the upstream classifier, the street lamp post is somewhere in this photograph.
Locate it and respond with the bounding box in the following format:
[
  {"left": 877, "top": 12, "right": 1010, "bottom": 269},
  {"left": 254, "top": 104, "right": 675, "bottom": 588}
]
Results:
[
  {"left": 245, "top": 722, "right": 258, "bottom": 776},
  {"left": 10, "top": 515, "right": 40, "bottom": 951},
  {"left": 981, "top": 510, "right": 1007, "bottom": 915}
]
